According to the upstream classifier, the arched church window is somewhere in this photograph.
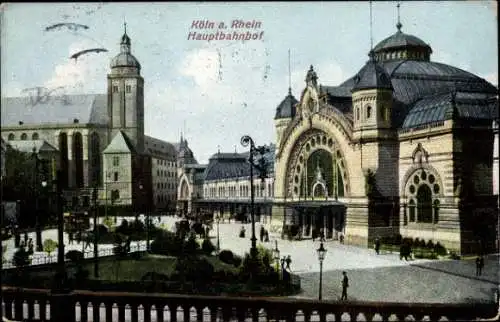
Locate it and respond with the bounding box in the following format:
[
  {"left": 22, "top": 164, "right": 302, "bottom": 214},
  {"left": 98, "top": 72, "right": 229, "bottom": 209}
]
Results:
[
  {"left": 8, "top": 133, "right": 15, "bottom": 140},
  {"left": 417, "top": 185, "right": 432, "bottom": 223},
  {"left": 21, "top": 133, "right": 27, "bottom": 140},
  {"left": 409, "top": 199, "right": 416, "bottom": 222},
  {"left": 366, "top": 106, "right": 372, "bottom": 119},
  {"left": 433, "top": 199, "right": 440, "bottom": 223},
  {"left": 32, "top": 133, "right": 39, "bottom": 140}
]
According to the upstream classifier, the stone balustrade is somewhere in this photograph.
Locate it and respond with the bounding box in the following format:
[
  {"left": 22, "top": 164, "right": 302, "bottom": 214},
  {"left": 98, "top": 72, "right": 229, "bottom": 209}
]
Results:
[{"left": 2, "top": 286, "right": 498, "bottom": 321}]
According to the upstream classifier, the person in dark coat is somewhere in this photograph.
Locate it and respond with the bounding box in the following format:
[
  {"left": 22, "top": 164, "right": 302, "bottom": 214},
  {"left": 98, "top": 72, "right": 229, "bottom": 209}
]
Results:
[
  {"left": 341, "top": 271, "right": 349, "bottom": 300},
  {"left": 24, "top": 232, "right": 29, "bottom": 245},
  {"left": 476, "top": 256, "right": 485, "bottom": 276},
  {"left": 375, "top": 238, "right": 381, "bottom": 255},
  {"left": 285, "top": 255, "right": 292, "bottom": 270},
  {"left": 264, "top": 229, "right": 270, "bottom": 242},
  {"left": 260, "top": 226, "right": 265, "bottom": 242}
]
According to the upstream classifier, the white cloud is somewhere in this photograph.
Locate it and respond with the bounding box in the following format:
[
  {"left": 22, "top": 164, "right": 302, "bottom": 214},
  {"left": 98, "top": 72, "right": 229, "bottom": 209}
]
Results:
[
  {"left": 482, "top": 72, "right": 498, "bottom": 86},
  {"left": 145, "top": 45, "right": 346, "bottom": 164},
  {"left": 44, "top": 39, "right": 109, "bottom": 95}
]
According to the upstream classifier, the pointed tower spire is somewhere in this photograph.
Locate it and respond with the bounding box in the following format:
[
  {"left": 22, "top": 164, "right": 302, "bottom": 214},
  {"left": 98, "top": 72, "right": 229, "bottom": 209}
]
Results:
[
  {"left": 396, "top": 1, "right": 402, "bottom": 32},
  {"left": 288, "top": 49, "right": 292, "bottom": 95},
  {"left": 120, "top": 20, "right": 131, "bottom": 53},
  {"left": 370, "top": 0, "right": 374, "bottom": 50}
]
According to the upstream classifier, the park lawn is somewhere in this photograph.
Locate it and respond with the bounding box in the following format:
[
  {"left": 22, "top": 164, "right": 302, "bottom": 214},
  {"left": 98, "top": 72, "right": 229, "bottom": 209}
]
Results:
[
  {"left": 84, "top": 254, "right": 178, "bottom": 281},
  {"left": 84, "top": 253, "right": 239, "bottom": 281}
]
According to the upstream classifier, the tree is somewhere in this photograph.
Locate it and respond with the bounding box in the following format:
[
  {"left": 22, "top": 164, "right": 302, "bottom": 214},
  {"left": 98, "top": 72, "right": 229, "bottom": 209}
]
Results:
[
  {"left": 102, "top": 216, "right": 115, "bottom": 231},
  {"left": 43, "top": 238, "right": 58, "bottom": 256}
]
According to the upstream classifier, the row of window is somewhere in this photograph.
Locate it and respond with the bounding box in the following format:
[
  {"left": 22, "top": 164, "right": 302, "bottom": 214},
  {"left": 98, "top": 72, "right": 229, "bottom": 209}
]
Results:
[
  {"left": 156, "top": 194, "right": 175, "bottom": 204},
  {"left": 205, "top": 183, "right": 275, "bottom": 199},
  {"left": 354, "top": 105, "right": 389, "bottom": 122},
  {"left": 7, "top": 133, "right": 39, "bottom": 141},
  {"left": 156, "top": 169, "right": 176, "bottom": 178},
  {"left": 156, "top": 159, "right": 175, "bottom": 167},
  {"left": 112, "top": 85, "right": 133, "bottom": 93},
  {"left": 376, "top": 50, "right": 428, "bottom": 61},
  {"left": 156, "top": 182, "right": 176, "bottom": 190},
  {"left": 404, "top": 199, "right": 440, "bottom": 224}
]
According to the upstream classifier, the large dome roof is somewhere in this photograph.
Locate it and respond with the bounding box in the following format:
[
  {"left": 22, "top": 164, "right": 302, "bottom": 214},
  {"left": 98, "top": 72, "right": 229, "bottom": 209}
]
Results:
[
  {"left": 110, "top": 52, "right": 141, "bottom": 69},
  {"left": 373, "top": 30, "right": 432, "bottom": 54}
]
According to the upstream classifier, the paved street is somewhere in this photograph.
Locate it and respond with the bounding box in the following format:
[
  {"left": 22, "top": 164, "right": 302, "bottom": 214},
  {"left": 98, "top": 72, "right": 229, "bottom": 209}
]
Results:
[{"left": 2, "top": 215, "right": 499, "bottom": 306}]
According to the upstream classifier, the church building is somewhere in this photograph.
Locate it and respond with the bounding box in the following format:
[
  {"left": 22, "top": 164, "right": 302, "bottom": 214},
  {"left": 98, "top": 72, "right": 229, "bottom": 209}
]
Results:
[{"left": 1, "top": 26, "right": 182, "bottom": 214}]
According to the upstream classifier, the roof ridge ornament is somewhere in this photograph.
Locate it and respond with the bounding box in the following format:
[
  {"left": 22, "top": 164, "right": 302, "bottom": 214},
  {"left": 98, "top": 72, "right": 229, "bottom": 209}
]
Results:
[{"left": 396, "top": 1, "right": 403, "bottom": 32}]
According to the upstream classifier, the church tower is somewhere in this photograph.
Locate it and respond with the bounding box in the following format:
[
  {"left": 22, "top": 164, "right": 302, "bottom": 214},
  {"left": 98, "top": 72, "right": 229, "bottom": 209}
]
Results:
[{"left": 107, "top": 23, "right": 145, "bottom": 153}]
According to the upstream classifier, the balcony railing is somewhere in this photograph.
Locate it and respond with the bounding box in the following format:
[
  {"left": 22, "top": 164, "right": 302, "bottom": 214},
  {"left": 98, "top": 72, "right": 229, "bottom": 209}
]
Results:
[{"left": 2, "top": 286, "right": 498, "bottom": 321}]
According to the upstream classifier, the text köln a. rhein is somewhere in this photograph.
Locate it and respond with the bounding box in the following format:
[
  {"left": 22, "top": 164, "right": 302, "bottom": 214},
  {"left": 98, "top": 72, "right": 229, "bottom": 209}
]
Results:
[{"left": 188, "top": 19, "right": 264, "bottom": 41}]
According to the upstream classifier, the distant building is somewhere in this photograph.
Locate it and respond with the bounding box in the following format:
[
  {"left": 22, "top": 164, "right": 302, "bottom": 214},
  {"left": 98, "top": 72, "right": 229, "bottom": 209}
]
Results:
[{"left": 1, "top": 26, "right": 180, "bottom": 213}]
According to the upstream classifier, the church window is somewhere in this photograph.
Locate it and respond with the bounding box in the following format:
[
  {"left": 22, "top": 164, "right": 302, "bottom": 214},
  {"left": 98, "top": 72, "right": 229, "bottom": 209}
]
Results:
[
  {"left": 417, "top": 185, "right": 432, "bottom": 223},
  {"left": 113, "top": 85, "right": 118, "bottom": 93},
  {"left": 114, "top": 172, "right": 118, "bottom": 182},
  {"left": 21, "top": 133, "right": 28, "bottom": 140},
  {"left": 126, "top": 85, "right": 132, "bottom": 93},
  {"left": 8, "top": 133, "right": 15, "bottom": 140},
  {"left": 32, "top": 133, "right": 39, "bottom": 140},
  {"left": 113, "top": 156, "right": 120, "bottom": 166},
  {"left": 366, "top": 106, "right": 372, "bottom": 119}
]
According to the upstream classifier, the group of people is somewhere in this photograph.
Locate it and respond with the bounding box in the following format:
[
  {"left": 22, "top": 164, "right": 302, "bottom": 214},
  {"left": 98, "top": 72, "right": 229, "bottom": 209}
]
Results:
[
  {"left": 260, "top": 226, "right": 270, "bottom": 242},
  {"left": 20, "top": 232, "right": 35, "bottom": 255}
]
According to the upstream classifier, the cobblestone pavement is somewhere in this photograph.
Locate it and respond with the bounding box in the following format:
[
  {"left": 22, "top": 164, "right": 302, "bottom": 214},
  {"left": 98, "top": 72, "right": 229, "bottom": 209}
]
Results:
[{"left": 3, "top": 215, "right": 499, "bottom": 306}]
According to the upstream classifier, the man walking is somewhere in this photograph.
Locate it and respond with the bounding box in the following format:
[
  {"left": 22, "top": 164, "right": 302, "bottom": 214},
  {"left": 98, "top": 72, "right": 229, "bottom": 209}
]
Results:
[
  {"left": 341, "top": 271, "right": 349, "bottom": 300},
  {"left": 476, "top": 256, "right": 485, "bottom": 276},
  {"left": 375, "top": 238, "right": 381, "bottom": 255}
]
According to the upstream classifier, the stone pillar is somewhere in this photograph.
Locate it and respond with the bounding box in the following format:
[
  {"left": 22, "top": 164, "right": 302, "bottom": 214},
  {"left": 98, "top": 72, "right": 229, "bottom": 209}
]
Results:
[{"left": 345, "top": 198, "right": 370, "bottom": 247}]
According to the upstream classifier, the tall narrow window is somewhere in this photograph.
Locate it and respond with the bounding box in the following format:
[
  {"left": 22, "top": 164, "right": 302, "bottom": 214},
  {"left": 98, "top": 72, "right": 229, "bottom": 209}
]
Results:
[
  {"left": 433, "top": 199, "right": 440, "bottom": 224},
  {"left": 409, "top": 199, "right": 416, "bottom": 222},
  {"left": 366, "top": 106, "right": 372, "bottom": 119},
  {"left": 113, "top": 85, "right": 118, "bottom": 93},
  {"left": 126, "top": 85, "right": 132, "bottom": 93},
  {"left": 114, "top": 172, "right": 119, "bottom": 182},
  {"left": 113, "top": 156, "right": 120, "bottom": 166}
]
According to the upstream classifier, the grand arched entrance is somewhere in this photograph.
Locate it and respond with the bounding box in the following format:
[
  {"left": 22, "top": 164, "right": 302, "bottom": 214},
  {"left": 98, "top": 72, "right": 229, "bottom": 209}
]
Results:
[{"left": 281, "top": 129, "right": 349, "bottom": 240}]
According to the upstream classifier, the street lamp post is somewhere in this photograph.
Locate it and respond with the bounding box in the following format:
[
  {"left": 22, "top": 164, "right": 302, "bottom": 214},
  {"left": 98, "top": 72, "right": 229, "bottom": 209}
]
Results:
[
  {"left": 216, "top": 213, "right": 220, "bottom": 253},
  {"left": 32, "top": 149, "right": 43, "bottom": 251},
  {"left": 272, "top": 240, "right": 280, "bottom": 276},
  {"left": 316, "top": 242, "right": 327, "bottom": 300},
  {"left": 139, "top": 183, "right": 150, "bottom": 252},
  {"left": 240, "top": 135, "right": 269, "bottom": 263},
  {"left": 92, "top": 186, "right": 99, "bottom": 278}
]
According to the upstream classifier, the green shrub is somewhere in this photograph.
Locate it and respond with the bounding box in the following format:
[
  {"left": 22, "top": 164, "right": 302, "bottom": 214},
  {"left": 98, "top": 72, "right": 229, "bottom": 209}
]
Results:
[
  {"left": 219, "top": 250, "right": 234, "bottom": 265},
  {"left": 175, "top": 257, "right": 215, "bottom": 284},
  {"left": 102, "top": 216, "right": 115, "bottom": 230},
  {"left": 434, "top": 242, "right": 447, "bottom": 256},
  {"left": 201, "top": 238, "right": 216, "bottom": 255},
  {"left": 233, "top": 255, "right": 243, "bottom": 268},
  {"left": 183, "top": 233, "right": 200, "bottom": 255},
  {"left": 66, "top": 250, "right": 84, "bottom": 263},
  {"left": 43, "top": 239, "right": 58, "bottom": 256},
  {"left": 13, "top": 247, "right": 30, "bottom": 267},
  {"left": 426, "top": 240, "right": 434, "bottom": 250},
  {"left": 151, "top": 230, "right": 184, "bottom": 256}
]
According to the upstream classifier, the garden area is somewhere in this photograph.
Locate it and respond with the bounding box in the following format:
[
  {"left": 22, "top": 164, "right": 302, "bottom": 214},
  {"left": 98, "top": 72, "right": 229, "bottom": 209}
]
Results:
[{"left": 2, "top": 218, "right": 301, "bottom": 297}]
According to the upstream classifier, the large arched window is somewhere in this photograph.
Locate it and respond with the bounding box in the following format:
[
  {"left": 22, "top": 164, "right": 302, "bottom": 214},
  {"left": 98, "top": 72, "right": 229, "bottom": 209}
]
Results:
[
  {"left": 32, "top": 133, "right": 39, "bottom": 140},
  {"left": 417, "top": 185, "right": 433, "bottom": 223},
  {"left": 409, "top": 199, "right": 416, "bottom": 222},
  {"left": 8, "top": 133, "right": 15, "bottom": 140},
  {"left": 20, "top": 133, "right": 28, "bottom": 140}
]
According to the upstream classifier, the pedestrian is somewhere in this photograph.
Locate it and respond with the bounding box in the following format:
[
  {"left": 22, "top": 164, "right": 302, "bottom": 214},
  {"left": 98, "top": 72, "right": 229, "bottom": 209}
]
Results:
[
  {"left": 24, "top": 232, "right": 29, "bottom": 245},
  {"left": 285, "top": 255, "right": 292, "bottom": 270},
  {"left": 339, "top": 233, "right": 344, "bottom": 244},
  {"left": 375, "top": 238, "right": 380, "bottom": 255},
  {"left": 341, "top": 271, "right": 349, "bottom": 300},
  {"left": 280, "top": 257, "right": 286, "bottom": 271},
  {"left": 320, "top": 229, "right": 326, "bottom": 242},
  {"left": 69, "top": 231, "right": 74, "bottom": 245},
  {"left": 264, "top": 230, "right": 270, "bottom": 242},
  {"left": 260, "top": 226, "right": 265, "bottom": 242},
  {"left": 239, "top": 226, "right": 246, "bottom": 238},
  {"left": 476, "top": 256, "right": 485, "bottom": 276}
]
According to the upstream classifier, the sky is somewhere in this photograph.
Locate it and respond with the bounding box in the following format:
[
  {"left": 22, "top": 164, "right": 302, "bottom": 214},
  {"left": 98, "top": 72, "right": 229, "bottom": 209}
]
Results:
[{"left": 1, "top": 1, "right": 498, "bottom": 164}]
